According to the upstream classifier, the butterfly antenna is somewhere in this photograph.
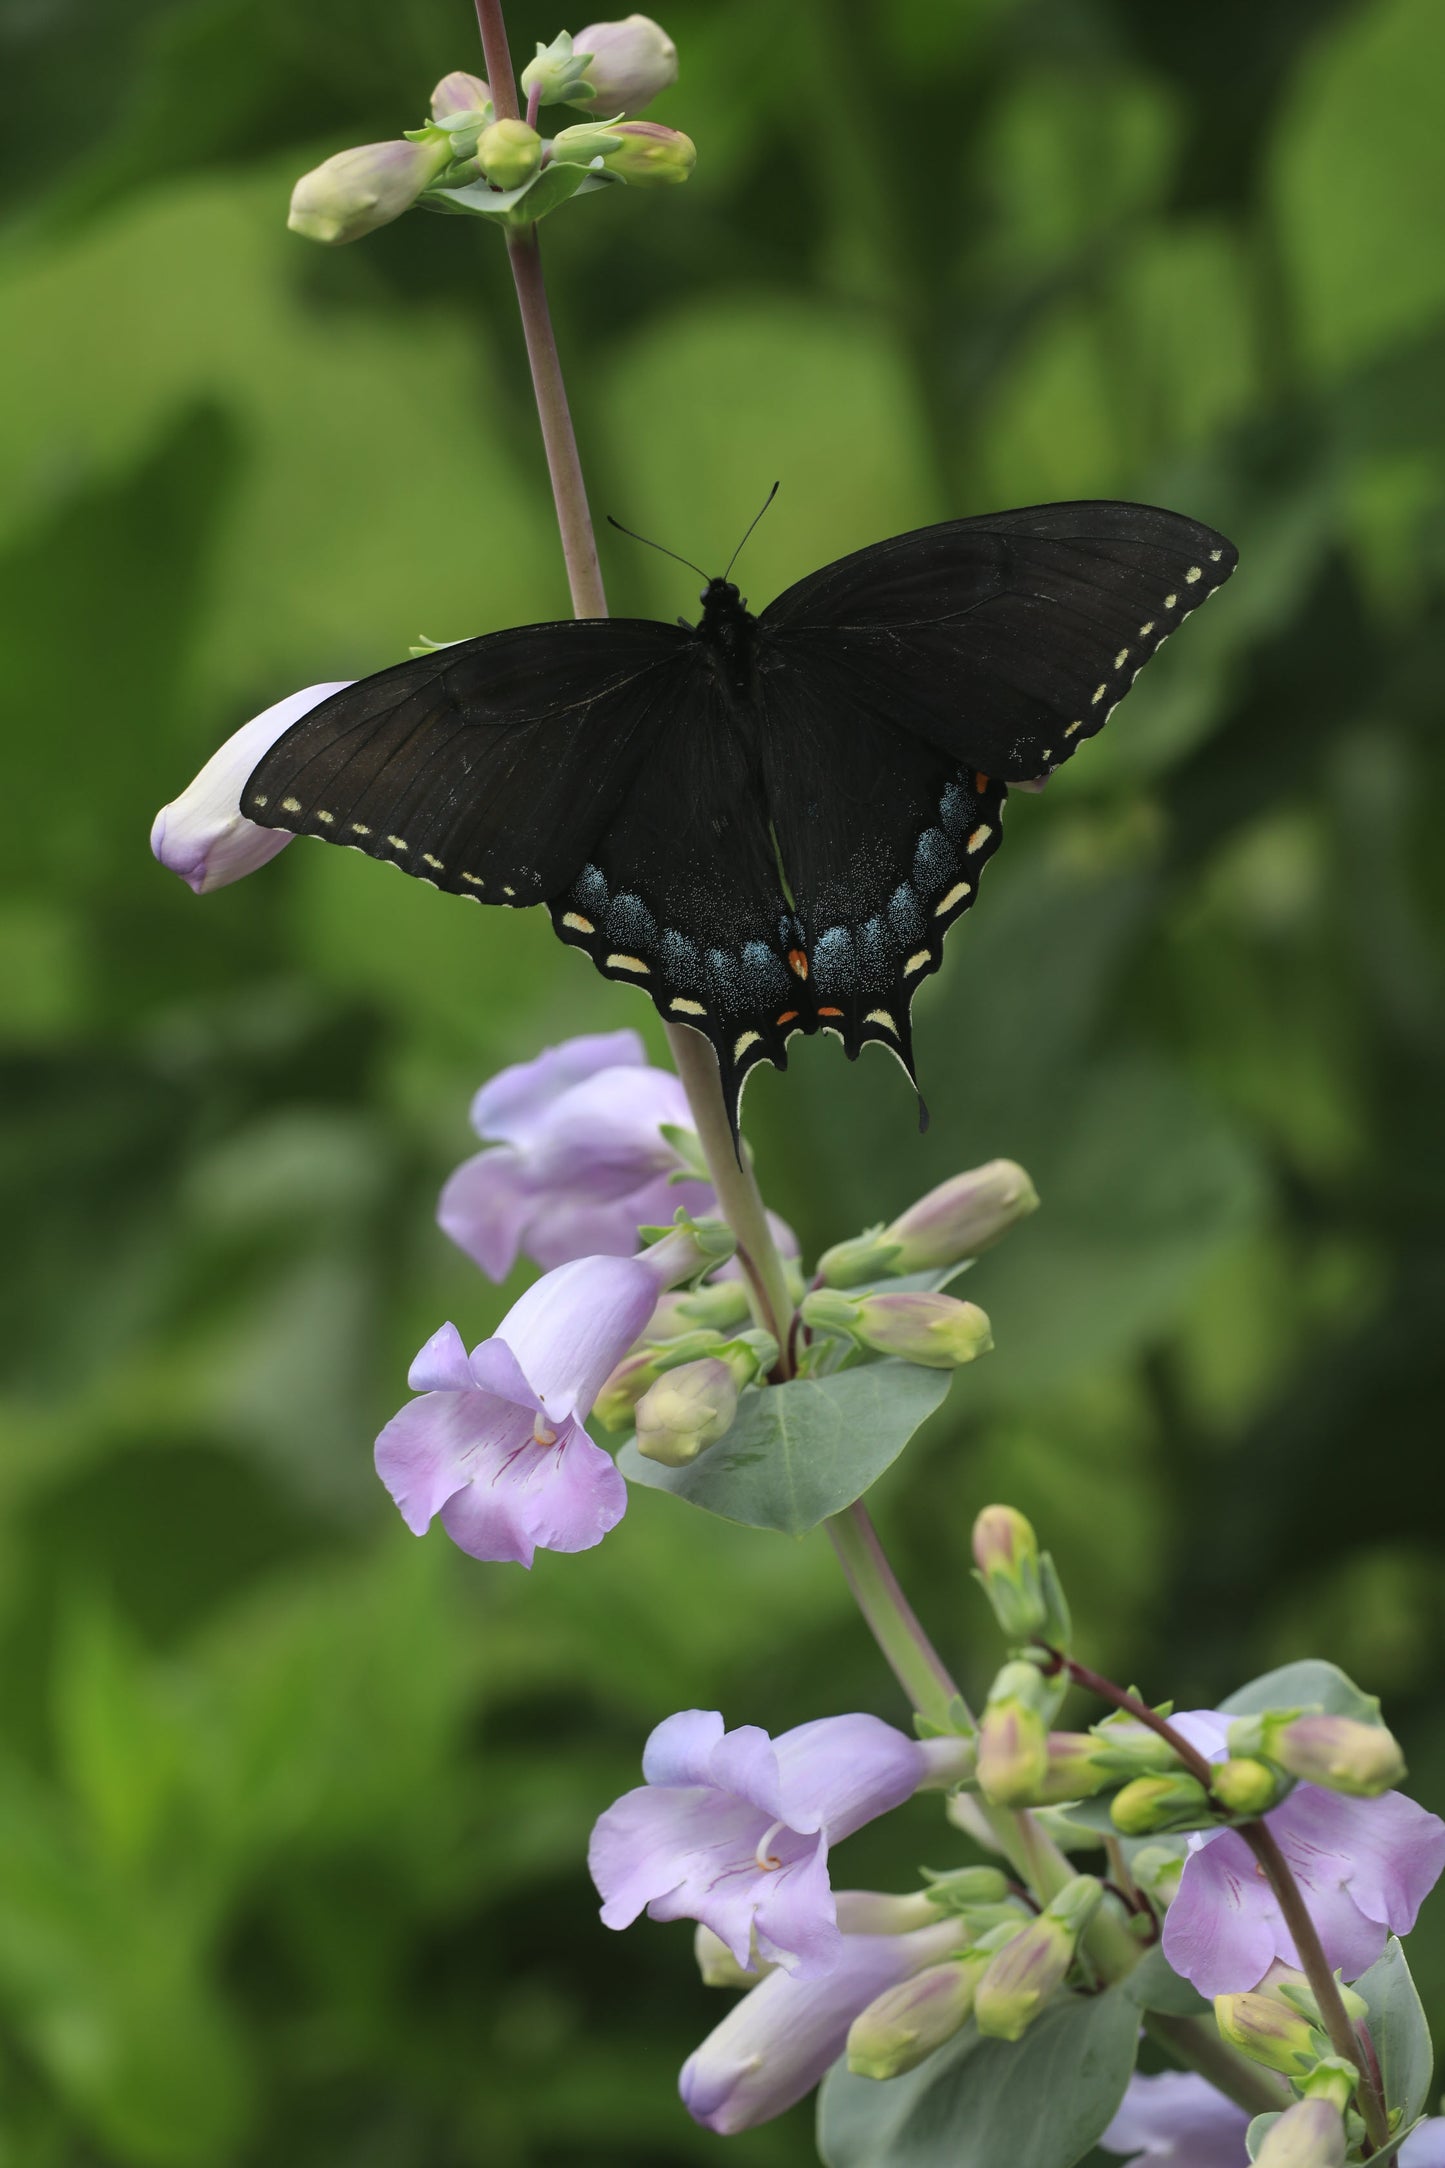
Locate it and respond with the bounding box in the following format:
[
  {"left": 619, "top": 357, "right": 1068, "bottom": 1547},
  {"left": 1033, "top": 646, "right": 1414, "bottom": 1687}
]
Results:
[
  {"left": 606, "top": 515, "right": 706, "bottom": 581},
  {"left": 724, "top": 481, "right": 780, "bottom": 582}
]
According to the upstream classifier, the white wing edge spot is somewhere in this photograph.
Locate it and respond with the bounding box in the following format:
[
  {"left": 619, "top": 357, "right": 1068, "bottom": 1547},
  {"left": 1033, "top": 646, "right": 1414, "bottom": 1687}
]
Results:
[
  {"left": 865, "top": 1009, "right": 898, "bottom": 1034},
  {"left": 422, "top": 852, "right": 444, "bottom": 869},
  {"left": 562, "top": 911, "right": 594, "bottom": 933},
  {"left": 252, "top": 793, "right": 268, "bottom": 807},
  {"left": 1164, "top": 592, "right": 1179, "bottom": 609},
  {"left": 1139, "top": 620, "right": 1155, "bottom": 637},
  {"left": 1115, "top": 648, "right": 1130, "bottom": 668},
  {"left": 316, "top": 809, "right": 335, "bottom": 825},
  {"left": 966, "top": 823, "right": 993, "bottom": 854},
  {"left": 350, "top": 821, "right": 371, "bottom": 835},
  {"left": 904, "top": 950, "right": 931, "bottom": 976},
  {"left": 461, "top": 871, "right": 483, "bottom": 886},
  {"left": 733, "top": 1030, "right": 761, "bottom": 1059},
  {"left": 607, "top": 953, "right": 649, "bottom": 974},
  {"left": 281, "top": 796, "right": 302, "bottom": 813},
  {"left": 1091, "top": 684, "right": 1107, "bottom": 705},
  {"left": 936, "top": 880, "right": 972, "bottom": 913},
  {"left": 1209, "top": 548, "right": 1224, "bottom": 562},
  {"left": 502, "top": 884, "right": 516, "bottom": 897},
  {"left": 387, "top": 835, "right": 408, "bottom": 851},
  {"left": 1184, "top": 566, "right": 1202, "bottom": 583},
  {"left": 670, "top": 997, "right": 707, "bottom": 1017},
  {"left": 1064, "top": 720, "right": 1084, "bottom": 738}
]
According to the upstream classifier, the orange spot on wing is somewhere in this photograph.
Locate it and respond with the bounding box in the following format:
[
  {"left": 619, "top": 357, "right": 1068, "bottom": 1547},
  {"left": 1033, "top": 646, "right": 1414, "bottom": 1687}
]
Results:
[
  {"left": 974, "top": 771, "right": 991, "bottom": 792},
  {"left": 776, "top": 1009, "right": 799, "bottom": 1025},
  {"left": 817, "top": 1005, "right": 843, "bottom": 1017},
  {"left": 788, "top": 948, "right": 810, "bottom": 979}
]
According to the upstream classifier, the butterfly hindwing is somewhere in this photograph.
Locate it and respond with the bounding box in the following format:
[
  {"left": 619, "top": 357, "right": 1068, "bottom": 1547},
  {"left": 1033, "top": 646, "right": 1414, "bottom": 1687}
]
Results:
[
  {"left": 244, "top": 619, "right": 693, "bottom": 905},
  {"left": 759, "top": 500, "right": 1236, "bottom": 781}
]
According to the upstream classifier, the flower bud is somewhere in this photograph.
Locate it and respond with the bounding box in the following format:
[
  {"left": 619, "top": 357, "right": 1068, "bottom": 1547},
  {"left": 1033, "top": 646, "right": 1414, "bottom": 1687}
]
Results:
[
  {"left": 976, "top": 1662, "right": 1054, "bottom": 1806},
  {"left": 549, "top": 120, "right": 625, "bottom": 168},
  {"left": 592, "top": 1329, "right": 727, "bottom": 1429},
  {"left": 1271, "top": 1974, "right": 1370, "bottom": 2030},
  {"left": 476, "top": 118, "right": 544, "bottom": 189},
  {"left": 636, "top": 1214, "right": 736, "bottom": 1289},
  {"left": 694, "top": 1924, "right": 772, "bottom": 1989},
  {"left": 635, "top": 1357, "right": 739, "bottom": 1465},
  {"left": 847, "top": 1954, "right": 986, "bottom": 2079},
  {"left": 801, "top": 1288, "right": 992, "bottom": 1370},
  {"left": 648, "top": 1279, "right": 753, "bottom": 1340},
  {"left": 1213, "top": 1991, "right": 1322, "bottom": 2078},
  {"left": 919, "top": 1866, "right": 1011, "bottom": 1915},
  {"left": 569, "top": 15, "right": 679, "bottom": 113},
  {"left": 520, "top": 32, "right": 597, "bottom": 109},
  {"left": 1128, "top": 1845, "right": 1185, "bottom": 1907},
  {"left": 1110, "top": 1772, "right": 1212, "bottom": 1835},
  {"left": 430, "top": 70, "right": 492, "bottom": 121},
  {"left": 835, "top": 1890, "right": 941, "bottom": 1935},
  {"left": 601, "top": 120, "right": 696, "bottom": 185},
  {"left": 970, "top": 1505, "right": 1070, "bottom": 1647},
  {"left": 151, "top": 683, "right": 351, "bottom": 891},
  {"left": 892, "top": 1160, "right": 1040, "bottom": 1272},
  {"left": 1031, "top": 1732, "right": 1115, "bottom": 1803},
  {"left": 1269, "top": 1715, "right": 1406, "bottom": 1798},
  {"left": 973, "top": 1877, "right": 1101, "bottom": 2041},
  {"left": 288, "top": 136, "right": 450, "bottom": 244},
  {"left": 1212, "top": 1756, "right": 1292, "bottom": 1815},
  {"left": 1253, "top": 2098, "right": 1347, "bottom": 2168}
]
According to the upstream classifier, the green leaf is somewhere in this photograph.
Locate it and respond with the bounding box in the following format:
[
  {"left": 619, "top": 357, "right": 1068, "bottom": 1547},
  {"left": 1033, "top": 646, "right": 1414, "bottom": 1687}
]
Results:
[
  {"left": 428, "top": 160, "right": 609, "bottom": 225},
  {"left": 1123, "top": 1943, "right": 1210, "bottom": 2018},
  {"left": 817, "top": 1986, "right": 1140, "bottom": 2168},
  {"left": 1357, "top": 1937, "right": 1434, "bottom": 2129},
  {"left": 1220, "top": 1661, "right": 1381, "bottom": 1726},
  {"left": 616, "top": 1363, "right": 952, "bottom": 1535},
  {"left": 1245, "top": 2111, "right": 1279, "bottom": 2160}
]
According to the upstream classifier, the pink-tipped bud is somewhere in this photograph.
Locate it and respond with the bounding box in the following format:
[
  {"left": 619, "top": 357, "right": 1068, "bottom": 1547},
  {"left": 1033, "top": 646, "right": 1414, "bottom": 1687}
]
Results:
[
  {"left": 601, "top": 120, "right": 696, "bottom": 184},
  {"left": 970, "top": 1504, "right": 1071, "bottom": 1647},
  {"left": 430, "top": 70, "right": 492, "bottom": 121},
  {"left": 1270, "top": 1714, "right": 1406, "bottom": 1798},
  {"left": 570, "top": 15, "right": 679, "bottom": 113},
  {"left": 973, "top": 1877, "right": 1101, "bottom": 2041},
  {"left": 976, "top": 1662, "right": 1053, "bottom": 1805},
  {"left": 1213, "top": 1990, "right": 1322, "bottom": 2078},
  {"left": 802, "top": 1288, "right": 992, "bottom": 1369},
  {"left": 846, "top": 1954, "right": 986, "bottom": 2079},
  {"left": 288, "top": 137, "right": 450, "bottom": 244},
  {"left": 634, "top": 1357, "right": 739, "bottom": 1466},
  {"left": 1254, "top": 2098, "right": 1347, "bottom": 2168}
]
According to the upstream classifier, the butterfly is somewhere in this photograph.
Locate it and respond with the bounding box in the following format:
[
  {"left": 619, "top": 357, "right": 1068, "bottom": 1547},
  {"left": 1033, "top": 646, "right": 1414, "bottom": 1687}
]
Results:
[{"left": 244, "top": 499, "right": 1236, "bottom": 1136}]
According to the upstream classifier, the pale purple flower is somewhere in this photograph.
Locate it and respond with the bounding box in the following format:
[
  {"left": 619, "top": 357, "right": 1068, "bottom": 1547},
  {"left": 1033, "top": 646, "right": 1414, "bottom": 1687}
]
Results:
[
  {"left": 1401, "top": 2120, "right": 1445, "bottom": 2166},
  {"left": 150, "top": 683, "right": 350, "bottom": 893},
  {"left": 438, "top": 1031, "right": 796, "bottom": 1280},
  {"left": 680, "top": 1915, "right": 963, "bottom": 2135},
  {"left": 1162, "top": 1711, "right": 1445, "bottom": 1997},
  {"left": 1099, "top": 2071, "right": 1250, "bottom": 2166},
  {"left": 374, "top": 1252, "right": 656, "bottom": 1566},
  {"left": 590, "top": 1710, "right": 959, "bottom": 1978}
]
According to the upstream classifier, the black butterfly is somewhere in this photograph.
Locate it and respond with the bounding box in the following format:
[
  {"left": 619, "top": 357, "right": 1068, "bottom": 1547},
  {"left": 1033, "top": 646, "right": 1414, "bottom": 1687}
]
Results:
[{"left": 245, "top": 500, "right": 1236, "bottom": 1135}]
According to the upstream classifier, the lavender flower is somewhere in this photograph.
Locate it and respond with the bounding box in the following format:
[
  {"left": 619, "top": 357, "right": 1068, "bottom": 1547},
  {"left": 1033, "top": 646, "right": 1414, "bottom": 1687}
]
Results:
[
  {"left": 1099, "top": 2071, "right": 1251, "bottom": 2166},
  {"left": 374, "top": 1253, "right": 656, "bottom": 1566},
  {"left": 680, "top": 1915, "right": 964, "bottom": 2134},
  {"left": 590, "top": 1709, "right": 962, "bottom": 1977},
  {"left": 1161, "top": 1711, "right": 1445, "bottom": 1997},
  {"left": 150, "top": 683, "right": 350, "bottom": 893},
  {"left": 1401, "top": 2120, "right": 1445, "bottom": 2166},
  {"left": 438, "top": 1031, "right": 795, "bottom": 1279}
]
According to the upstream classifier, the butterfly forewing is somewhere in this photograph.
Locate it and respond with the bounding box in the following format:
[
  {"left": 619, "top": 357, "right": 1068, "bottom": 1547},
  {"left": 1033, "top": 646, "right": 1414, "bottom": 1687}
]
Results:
[
  {"left": 244, "top": 620, "right": 692, "bottom": 905},
  {"left": 760, "top": 501, "right": 1237, "bottom": 781}
]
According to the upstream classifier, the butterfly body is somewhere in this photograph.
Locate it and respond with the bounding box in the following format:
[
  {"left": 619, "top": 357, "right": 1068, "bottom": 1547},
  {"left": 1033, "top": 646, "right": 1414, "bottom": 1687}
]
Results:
[{"left": 244, "top": 501, "right": 1237, "bottom": 1133}]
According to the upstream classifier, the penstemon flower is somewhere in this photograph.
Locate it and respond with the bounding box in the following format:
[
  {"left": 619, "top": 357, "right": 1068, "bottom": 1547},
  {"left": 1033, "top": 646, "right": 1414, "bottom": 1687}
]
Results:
[
  {"left": 373, "top": 1253, "right": 656, "bottom": 1565},
  {"left": 1098, "top": 2071, "right": 1252, "bottom": 2166},
  {"left": 589, "top": 1709, "right": 967, "bottom": 1976},
  {"left": 151, "top": 684, "right": 350, "bottom": 893}
]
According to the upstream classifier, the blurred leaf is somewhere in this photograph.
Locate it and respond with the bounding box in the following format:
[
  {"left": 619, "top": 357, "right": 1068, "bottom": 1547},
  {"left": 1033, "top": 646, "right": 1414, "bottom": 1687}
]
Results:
[
  {"left": 1357, "top": 1937, "right": 1434, "bottom": 2130},
  {"left": 1220, "top": 1660, "right": 1380, "bottom": 1725},
  {"left": 817, "top": 1985, "right": 1140, "bottom": 2168},
  {"left": 617, "top": 1363, "right": 953, "bottom": 1534},
  {"left": 1123, "top": 1944, "right": 1209, "bottom": 2018}
]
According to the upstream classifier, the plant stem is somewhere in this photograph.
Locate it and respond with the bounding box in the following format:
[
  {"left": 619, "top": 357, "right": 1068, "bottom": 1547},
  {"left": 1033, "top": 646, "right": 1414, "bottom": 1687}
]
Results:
[
  {"left": 504, "top": 231, "right": 608, "bottom": 620},
  {"left": 1144, "top": 2013, "right": 1289, "bottom": 2118},
  {"left": 473, "top": 0, "right": 520, "bottom": 120},
  {"left": 826, "top": 1500, "right": 959, "bottom": 1730},
  {"left": 1060, "top": 1653, "right": 1391, "bottom": 2150}
]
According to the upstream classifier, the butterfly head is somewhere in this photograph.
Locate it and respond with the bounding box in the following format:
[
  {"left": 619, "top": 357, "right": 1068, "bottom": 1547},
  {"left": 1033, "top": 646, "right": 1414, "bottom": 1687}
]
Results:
[{"left": 697, "top": 576, "right": 751, "bottom": 632}]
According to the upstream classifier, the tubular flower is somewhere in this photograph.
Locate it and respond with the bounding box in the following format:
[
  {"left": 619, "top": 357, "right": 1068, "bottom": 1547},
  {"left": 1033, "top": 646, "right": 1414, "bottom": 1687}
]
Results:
[
  {"left": 150, "top": 683, "right": 350, "bottom": 893},
  {"left": 679, "top": 1915, "right": 964, "bottom": 2134},
  {"left": 1161, "top": 1712, "right": 1445, "bottom": 1997},
  {"left": 1098, "top": 2071, "right": 1252, "bottom": 2166},
  {"left": 374, "top": 1253, "right": 656, "bottom": 1566},
  {"left": 589, "top": 1709, "right": 964, "bottom": 1977},
  {"left": 438, "top": 1031, "right": 796, "bottom": 1279}
]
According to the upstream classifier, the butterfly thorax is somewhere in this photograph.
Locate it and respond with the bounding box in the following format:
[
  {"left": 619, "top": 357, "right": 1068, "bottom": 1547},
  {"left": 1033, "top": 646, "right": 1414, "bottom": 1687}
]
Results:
[{"left": 694, "top": 577, "right": 758, "bottom": 703}]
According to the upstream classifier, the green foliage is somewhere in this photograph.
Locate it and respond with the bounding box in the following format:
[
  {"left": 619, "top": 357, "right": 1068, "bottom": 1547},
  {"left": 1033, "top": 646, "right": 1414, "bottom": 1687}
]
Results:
[
  {"left": 617, "top": 1363, "right": 954, "bottom": 1534},
  {"left": 2, "top": 0, "right": 1444, "bottom": 2161},
  {"left": 817, "top": 1984, "right": 1141, "bottom": 2168}
]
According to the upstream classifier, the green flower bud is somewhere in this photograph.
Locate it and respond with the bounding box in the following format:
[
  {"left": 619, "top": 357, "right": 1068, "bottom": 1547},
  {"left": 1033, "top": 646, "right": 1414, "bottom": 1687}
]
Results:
[
  {"left": 1269, "top": 1715, "right": 1406, "bottom": 1798},
  {"left": 1297, "top": 2057, "right": 1359, "bottom": 2114},
  {"left": 1253, "top": 2098, "right": 1347, "bottom": 2168},
  {"left": 635, "top": 1356, "right": 739, "bottom": 1465},
  {"left": 1129, "top": 1845, "right": 1185, "bottom": 1906},
  {"left": 835, "top": 1890, "right": 940, "bottom": 1934},
  {"left": 1212, "top": 1756, "right": 1292, "bottom": 1815},
  {"left": 1110, "top": 1772, "right": 1212, "bottom": 1835},
  {"left": 647, "top": 1278, "right": 753, "bottom": 1340},
  {"left": 921, "top": 1866, "right": 1012, "bottom": 1914},
  {"left": 520, "top": 31, "right": 596, "bottom": 110},
  {"left": 592, "top": 1329, "right": 728, "bottom": 1429},
  {"left": 430, "top": 70, "right": 492, "bottom": 122},
  {"left": 693, "top": 1923, "right": 772, "bottom": 1989},
  {"left": 476, "top": 118, "right": 544, "bottom": 189},
  {"left": 549, "top": 120, "right": 626, "bottom": 168},
  {"left": 601, "top": 120, "right": 696, "bottom": 185},
  {"left": 888, "top": 1160, "right": 1040, "bottom": 1272},
  {"left": 288, "top": 135, "right": 451, "bottom": 245},
  {"left": 1213, "top": 1990, "right": 1323, "bottom": 2078},
  {"left": 973, "top": 1877, "right": 1102, "bottom": 2041},
  {"left": 847, "top": 1954, "right": 987, "bottom": 2079},
  {"left": 801, "top": 1288, "right": 992, "bottom": 1369},
  {"left": 1031, "top": 1732, "right": 1116, "bottom": 1803},
  {"left": 1272, "top": 1974, "right": 1370, "bottom": 2030},
  {"left": 970, "top": 1505, "right": 1069, "bottom": 1646},
  {"left": 636, "top": 1213, "right": 737, "bottom": 1289},
  {"left": 568, "top": 15, "right": 679, "bottom": 114},
  {"left": 976, "top": 1662, "right": 1054, "bottom": 1805}
]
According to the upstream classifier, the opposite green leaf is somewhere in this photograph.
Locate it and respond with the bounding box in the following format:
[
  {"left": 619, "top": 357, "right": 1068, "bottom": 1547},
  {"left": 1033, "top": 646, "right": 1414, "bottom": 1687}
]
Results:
[
  {"left": 817, "top": 1987, "right": 1140, "bottom": 2168},
  {"left": 1357, "top": 1937, "right": 1434, "bottom": 2130},
  {"left": 616, "top": 1363, "right": 952, "bottom": 1536},
  {"left": 426, "top": 160, "right": 610, "bottom": 226},
  {"left": 1221, "top": 1661, "right": 1381, "bottom": 1727},
  {"left": 1123, "top": 1943, "right": 1210, "bottom": 2018}
]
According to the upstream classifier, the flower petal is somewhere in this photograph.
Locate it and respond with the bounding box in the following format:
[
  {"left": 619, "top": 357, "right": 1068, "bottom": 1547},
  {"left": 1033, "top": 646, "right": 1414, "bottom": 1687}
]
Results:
[
  {"left": 495, "top": 1253, "right": 658, "bottom": 1420},
  {"left": 373, "top": 1389, "right": 527, "bottom": 1537},
  {"left": 469, "top": 1031, "right": 647, "bottom": 1148},
  {"left": 1163, "top": 1828, "right": 1284, "bottom": 1997},
  {"left": 590, "top": 1782, "right": 768, "bottom": 1959},
  {"left": 521, "top": 1172, "right": 715, "bottom": 1270},
  {"left": 437, "top": 1145, "right": 538, "bottom": 1281},
  {"left": 150, "top": 683, "right": 351, "bottom": 894},
  {"left": 641, "top": 1710, "right": 726, "bottom": 1788},
  {"left": 1275, "top": 1786, "right": 1445, "bottom": 1948},
  {"left": 752, "top": 1835, "right": 842, "bottom": 1977},
  {"left": 1099, "top": 2070, "right": 1251, "bottom": 2165},
  {"left": 1400, "top": 2119, "right": 1445, "bottom": 2167},
  {"left": 524, "top": 1066, "right": 694, "bottom": 1197},
  {"left": 439, "top": 1421, "right": 626, "bottom": 1566},
  {"left": 407, "top": 1320, "right": 474, "bottom": 1394},
  {"left": 706, "top": 1725, "right": 786, "bottom": 1824},
  {"left": 465, "top": 1334, "right": 545, "bottom": 1414},
  {"left": 773, "top": 1714, "right": 927, "bottom": 1840}
]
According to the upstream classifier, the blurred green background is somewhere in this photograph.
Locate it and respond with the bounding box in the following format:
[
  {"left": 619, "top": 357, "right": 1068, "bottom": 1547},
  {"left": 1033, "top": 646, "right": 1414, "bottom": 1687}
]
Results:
[{"left": 2, "top": 0, "right": 1444, "bottom": 2158}]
